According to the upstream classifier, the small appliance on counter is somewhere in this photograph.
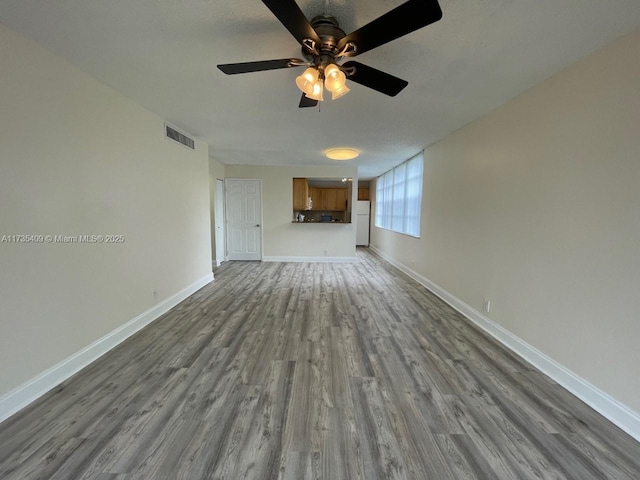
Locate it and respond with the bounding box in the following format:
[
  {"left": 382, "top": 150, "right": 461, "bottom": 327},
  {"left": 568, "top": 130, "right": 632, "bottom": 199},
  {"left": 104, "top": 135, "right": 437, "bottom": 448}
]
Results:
[
  {"left": 320, "top": 214, "right": 332, "bottom": 222},
  {"left": 296, "top": 213, "right": 305, "bottom": 222}
]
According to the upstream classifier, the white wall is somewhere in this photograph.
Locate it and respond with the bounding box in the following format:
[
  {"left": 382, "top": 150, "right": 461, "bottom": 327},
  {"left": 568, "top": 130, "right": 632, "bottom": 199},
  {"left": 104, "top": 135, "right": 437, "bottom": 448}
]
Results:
[
  {"left": 371, "top": 29, "right": 640, "bottom": 415},
  {"left": 224, "top": 165, "right": 357, "bottom": 259},
  {"left": 0, "top": 24, "right": 212, "bottom": 399}
]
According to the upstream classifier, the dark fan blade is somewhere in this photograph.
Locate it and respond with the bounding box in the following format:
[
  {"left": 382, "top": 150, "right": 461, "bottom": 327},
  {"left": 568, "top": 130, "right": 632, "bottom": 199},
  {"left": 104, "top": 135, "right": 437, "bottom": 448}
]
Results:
[
  {"left": 342, "top": 61, "right": 408, "bottom": 97},
  {"left": 217, "top": 58, "right": 303, "bottom": 75},
  {"left": 262, "top": 0, "right": 321, "bottom": 49},
  {"left": 336, "top": 0, "right": 442, "bottom": 57},
  {"left": 299, "top": 94, "right": 318, "bottom": 108}
]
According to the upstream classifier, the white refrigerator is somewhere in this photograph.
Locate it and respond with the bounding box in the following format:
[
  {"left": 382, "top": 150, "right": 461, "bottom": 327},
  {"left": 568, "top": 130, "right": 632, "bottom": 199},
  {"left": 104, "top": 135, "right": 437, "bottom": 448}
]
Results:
[{"left": 356, "top": 201, "right": 370, "bottom": 246}]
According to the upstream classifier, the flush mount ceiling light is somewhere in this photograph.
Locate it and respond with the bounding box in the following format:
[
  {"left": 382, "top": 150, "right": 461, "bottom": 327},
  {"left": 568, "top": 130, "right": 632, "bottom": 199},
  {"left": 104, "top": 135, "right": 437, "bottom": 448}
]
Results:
[{"left": 325, "top": 148, "right": 360, "bottom": 160}]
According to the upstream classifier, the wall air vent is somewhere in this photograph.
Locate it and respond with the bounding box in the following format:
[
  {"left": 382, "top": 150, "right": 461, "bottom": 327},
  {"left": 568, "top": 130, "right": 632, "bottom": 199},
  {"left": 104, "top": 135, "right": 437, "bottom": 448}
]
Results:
[{"left": 165, "top": 123, "right": 195, "bottom": 150}]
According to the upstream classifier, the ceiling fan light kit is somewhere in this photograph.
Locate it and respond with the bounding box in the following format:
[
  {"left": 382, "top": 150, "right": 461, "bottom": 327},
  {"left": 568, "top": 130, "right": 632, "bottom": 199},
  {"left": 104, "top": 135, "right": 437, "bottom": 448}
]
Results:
[
  {"left": 324, "top": 63, "right": 347, "bottom": 91},
  {"left": 295, "top": 67, "right": 322, "bottom": 99},
  {"left": 296, "top": 61, "right": 348, "bottom": 101},
  {"left": 217, "top": 0, "right": 443, "bottom": 108},
  {"left": 331, "top": 83, "right": 350, "bottom": 100}
]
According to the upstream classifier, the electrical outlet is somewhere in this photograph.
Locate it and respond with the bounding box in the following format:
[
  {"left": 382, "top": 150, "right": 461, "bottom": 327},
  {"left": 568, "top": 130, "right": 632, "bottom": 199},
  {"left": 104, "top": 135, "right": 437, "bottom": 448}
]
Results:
[
  {"left": 323, "top": 249, "right": 329, "bottom": 256},
  {"left": 152, "top": 289, "right": 158, "bottom": 302},
  {"left": 483, "top": 298, "right": 491, "bottom": 314}
]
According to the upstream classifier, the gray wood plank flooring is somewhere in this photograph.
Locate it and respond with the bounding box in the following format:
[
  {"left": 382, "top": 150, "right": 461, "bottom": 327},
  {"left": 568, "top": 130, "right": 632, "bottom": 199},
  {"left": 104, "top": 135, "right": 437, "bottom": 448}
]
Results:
[{"left": 1, "top": 248, "right": 639, "bottom": 479}]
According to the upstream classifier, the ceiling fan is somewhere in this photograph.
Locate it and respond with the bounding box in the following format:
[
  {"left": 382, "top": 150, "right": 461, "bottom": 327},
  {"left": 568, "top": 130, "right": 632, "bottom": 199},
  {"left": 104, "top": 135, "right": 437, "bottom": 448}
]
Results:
[{"left": 217, "top": 0, "right": 442, "bottom": 108}]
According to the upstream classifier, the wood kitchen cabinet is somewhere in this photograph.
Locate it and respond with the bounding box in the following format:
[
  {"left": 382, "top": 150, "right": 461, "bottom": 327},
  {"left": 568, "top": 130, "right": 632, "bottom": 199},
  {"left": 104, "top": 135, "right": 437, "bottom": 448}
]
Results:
[
  {"left": 310, "top": 187, "right": 348, "bottom": 211},
  {"left": 309, "top": 187, "right": 319, "bottom": 210},
  {"left": 323, "top": 189, "right": 337, "bottom": 210},
  {"left": 293, "top": 178, "right": 309, "bottom": 210},
  {"left": 335, "top": 188, "right": 348, "bottom": 210},
  {"left": 358, "top": 187, "right": 369, "bottom": 200}
]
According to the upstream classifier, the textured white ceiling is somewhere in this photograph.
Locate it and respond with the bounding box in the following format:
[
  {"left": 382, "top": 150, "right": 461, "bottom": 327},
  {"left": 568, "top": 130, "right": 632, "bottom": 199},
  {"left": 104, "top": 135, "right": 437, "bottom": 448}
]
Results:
[{"left": 1, "top": 0, "right": 639, "bottom": 178}]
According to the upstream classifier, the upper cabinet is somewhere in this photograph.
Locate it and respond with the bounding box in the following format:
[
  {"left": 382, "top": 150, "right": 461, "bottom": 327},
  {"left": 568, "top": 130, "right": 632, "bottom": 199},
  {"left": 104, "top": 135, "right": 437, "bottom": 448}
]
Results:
[
  {"left": 293, "top": 178, "right": 310, "bottom": 210},
  {"left": 311, "top": 186, "right": 348, "bottom": 211},
  {"left": 309, "top": 187, "right": 319, "bottom": 209},
  {"left": 358, "top": 187, "right": 370, "bottom": 200},
  {"left": 336, "top": 188, "right": 348, "bottom": 210}
]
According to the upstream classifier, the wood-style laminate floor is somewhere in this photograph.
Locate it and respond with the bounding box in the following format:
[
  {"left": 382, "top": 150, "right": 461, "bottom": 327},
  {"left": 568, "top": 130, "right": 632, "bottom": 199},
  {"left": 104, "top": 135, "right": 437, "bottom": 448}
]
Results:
[{"left": 1, "top": 248, "right": 639, "bottom": 479}]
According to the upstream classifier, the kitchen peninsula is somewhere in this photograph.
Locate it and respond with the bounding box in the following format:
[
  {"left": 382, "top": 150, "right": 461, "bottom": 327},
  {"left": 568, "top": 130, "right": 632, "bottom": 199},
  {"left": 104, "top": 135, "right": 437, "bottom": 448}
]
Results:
[{"left": 292, "top": 177, "right": 352, "bottom": 223}]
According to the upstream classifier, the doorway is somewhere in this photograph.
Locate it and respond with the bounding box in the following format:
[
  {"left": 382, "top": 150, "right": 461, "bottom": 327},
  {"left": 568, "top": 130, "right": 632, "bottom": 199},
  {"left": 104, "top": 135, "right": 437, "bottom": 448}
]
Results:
[
  {"left": 225, "top": 179, "right": 263, "bottom": 261},
  {"left": 214, "top": 178, "right": 225, "bottom": 266}
]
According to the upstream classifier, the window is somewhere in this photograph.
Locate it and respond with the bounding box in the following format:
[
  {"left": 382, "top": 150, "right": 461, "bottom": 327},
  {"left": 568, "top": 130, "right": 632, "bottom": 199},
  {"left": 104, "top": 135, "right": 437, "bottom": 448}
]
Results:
[{"left": 375, "top": 152, "right": 423, "bottom": 237}]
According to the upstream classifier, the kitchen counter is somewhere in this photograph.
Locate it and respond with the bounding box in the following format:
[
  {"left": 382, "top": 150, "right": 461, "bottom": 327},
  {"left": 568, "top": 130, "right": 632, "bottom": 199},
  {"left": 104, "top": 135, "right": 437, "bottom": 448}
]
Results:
[{"left": 291, "top": 221, "right": 351, "bottom": 224}]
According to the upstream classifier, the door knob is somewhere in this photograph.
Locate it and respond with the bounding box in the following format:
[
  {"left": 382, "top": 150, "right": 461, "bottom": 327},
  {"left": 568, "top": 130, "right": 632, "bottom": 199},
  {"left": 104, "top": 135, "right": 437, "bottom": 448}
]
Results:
[{"left": 255, "top": 224, "right": 261, "bottom": 227}]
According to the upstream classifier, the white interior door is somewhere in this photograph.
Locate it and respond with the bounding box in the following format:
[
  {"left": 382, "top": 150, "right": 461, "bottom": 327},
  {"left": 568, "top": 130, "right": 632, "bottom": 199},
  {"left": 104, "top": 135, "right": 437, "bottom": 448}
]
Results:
[
  {"left": 214, "top": 178, "right": 225, "bottom": 266},
  {"left": 225, "top": 179, "right": 262, "bottom": 261}
]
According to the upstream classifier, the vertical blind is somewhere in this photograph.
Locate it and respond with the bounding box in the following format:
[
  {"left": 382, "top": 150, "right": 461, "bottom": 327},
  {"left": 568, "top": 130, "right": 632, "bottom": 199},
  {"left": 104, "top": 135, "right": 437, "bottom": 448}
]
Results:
[{"left": 375, "top": 152, "right": 423, "bottom": 237}]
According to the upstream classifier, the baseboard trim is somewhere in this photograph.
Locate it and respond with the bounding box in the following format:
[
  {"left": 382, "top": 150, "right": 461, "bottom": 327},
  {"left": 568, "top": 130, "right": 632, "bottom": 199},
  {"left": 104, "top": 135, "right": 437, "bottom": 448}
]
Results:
[
  {"left": 0, "top": 272, "right": 214, "bottom": 424},
  {"left": 369, "top": 244, "right": 640, "bottom": 443},
  {"left": 262, "top": 256, "right": 358, "bottom": 263}
]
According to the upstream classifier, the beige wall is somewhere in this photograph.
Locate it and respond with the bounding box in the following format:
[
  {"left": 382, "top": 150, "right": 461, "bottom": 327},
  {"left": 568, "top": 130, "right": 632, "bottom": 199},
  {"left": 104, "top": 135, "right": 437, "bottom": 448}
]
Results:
[
  {"left": 225, "top": 165, "right": 357, "bottom": 259},
  {"left": 0, "top": 24, "right": 212, "bottom": 397},
  {"left": 371, "top": 29, "right": 640, "bottom": 413}
]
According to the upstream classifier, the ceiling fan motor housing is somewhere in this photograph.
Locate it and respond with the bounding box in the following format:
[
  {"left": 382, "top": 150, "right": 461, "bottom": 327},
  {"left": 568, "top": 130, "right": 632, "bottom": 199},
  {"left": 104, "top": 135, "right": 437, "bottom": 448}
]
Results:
[{"left": 302, "top": 15, "right": 347, "bottom": 65}]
